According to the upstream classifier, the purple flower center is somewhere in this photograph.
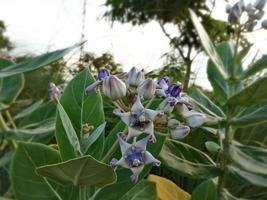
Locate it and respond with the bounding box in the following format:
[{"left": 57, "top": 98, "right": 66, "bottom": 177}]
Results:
[
  {"left": 130, "top": 110, "right": 150, "bottom": 130},
  {"left": 98, "top": 69, "right": 110, "bottom": 80},
  {"left": 125, "top": 150, "right": 145, "bottom": 167},
  {"left": 167, "top": 84, "right": 182, "bottom": 98}
]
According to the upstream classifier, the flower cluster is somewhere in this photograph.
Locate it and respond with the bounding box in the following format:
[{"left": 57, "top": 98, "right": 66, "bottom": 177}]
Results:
[
  {"left": 48, "top": 82, "right": 66, "bottom": 100},
  {"left": 85, "top": 67, "right": 206, "bottom": 181},
  {"left": 226, "top": 0, "right": 267, "bottom": 30}
]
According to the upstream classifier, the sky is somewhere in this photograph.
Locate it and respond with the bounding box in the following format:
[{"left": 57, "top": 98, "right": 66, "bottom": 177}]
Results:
[{"left": 0, "top": 0, "right": 267, "bottom": 89}]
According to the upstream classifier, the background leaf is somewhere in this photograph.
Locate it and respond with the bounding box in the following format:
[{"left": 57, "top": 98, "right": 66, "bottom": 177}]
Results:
[
  {"left": 227, "top": 77, "right": 267, "bottom": 106},
  {"left": 191, "top": 179, "right": 218, "bottom": 200},
  {"left": 160, "top": 139, "right": 219, "bottom": 179},
  {"left": 0, "top": 59, "right": 24, "bottom": 111},
  {"left": 0, "top": 43, "right": 81, "bottom": 78},
  {"left": 120, "top": 180, "right": 157, "bottom": 200}
]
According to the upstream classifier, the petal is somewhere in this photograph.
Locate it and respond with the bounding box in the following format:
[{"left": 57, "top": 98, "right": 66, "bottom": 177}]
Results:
[
  {"left": 144, "top": 151, "right": 161, "bottom": 166},
  {"left": 131, "top": 96, "right": 144, "bottom": 112},
  {"left": 170, "top": 125, "right": 190, "bottom": 140},
  {"left": 155, "top": 89, "right": 167, "bottom": 97},
  {"left": 134, "top": 135, "right": 150, "bottom": 151},
  {"left": 117, "top": 134, "right": 131, "bottom": 155},
  {"left": 113, "top": 109, "right": 131, "bottom": 125},
  {"left": 116, "top": 157, "right": 130, "bottom": 169},
  {"left": 145, "top": 109, "right": 163, "bottom": 120},
  {"left": 126, "top": 127, "right": 142, "bottom": 140},
  {"left": 130, "top": 165, "right": 144, "bottom": 183},
  {"left": 85, "top": 80, "right": 101, "bottom": 93},
  {"left": 143, "top": 121, "right": 154, "bottom": 135}
]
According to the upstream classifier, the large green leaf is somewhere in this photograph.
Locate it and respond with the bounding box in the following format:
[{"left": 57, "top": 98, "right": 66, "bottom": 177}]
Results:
[
  {"left": 160, "top": 139, "right": 219, "bottom": 179},
  {"left": 189, "top": 9, "right": 228, "bottom": 80},
  {"left": 55, "top": 69, "right": 104, "bottom": 160},
  {"left": 0, "top": 43, "right": 81, "bottom": 78},
  {"left": 190, "top": 88, "right": 225, "bottom": 118},
  {"left": 95, "top": 134, "right": 165, "bottom": 200},
  {"left": 0, "top": 59, "right": 24, "bottom": 110},
  {"left": 57, "top": 100, "right": 82, "bottom": 155},
  {"left": 227, "top": 76, "right": 267, "bottom": 106},
  {"left": 241, "top": 54, "right": 267, "bottom": 80},
  {"left": 191, "top": 179, "right": 217, "bottom": 200},
  {"left": 231, "top": 103, "right": 267, "bottom": 127},
  {"left": 120, "top": 180, "right": 157, "bottom": 200},
  {"left": 36, "top": 155, "right": 116, "bottom": 187},
  {"left": 227, "top": 141, "right": 267, "bottom": 187},
  {"left": 11, "top": 142, "right": 78, "bottom": 200}
]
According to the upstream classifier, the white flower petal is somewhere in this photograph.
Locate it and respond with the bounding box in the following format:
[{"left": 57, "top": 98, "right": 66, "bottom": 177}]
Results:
[
  {"left": 118, "top": 135, "right": 132, "bottom": 155},
  {"left": 130, "top": 165, "right": 144, "bottom": 183},
  {"left": 126, "top": 127, "right": 142, "bottom": 140},
  {"left": 131, "top": 96, "right": 144, "bottom": 112},
  {"left": 144, "top": 151, "right": 161, "bottom": 166},
  {"left": 143, "top": 122, "right": 154, "bottom": 135},
  {"left": 134, "top": 135, "right": 150, "bottom": 151},
  {"left": 145, "top": 109, "right": 163, "bottom": 120},
  {"left": 113, "top": 109, "right": 131, "bottom": 125},
  {"left": 116, "top": 157, "right": 130, "bottom": 169}
]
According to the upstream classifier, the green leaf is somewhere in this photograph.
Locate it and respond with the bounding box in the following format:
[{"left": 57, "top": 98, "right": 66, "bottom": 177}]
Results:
[
  {"left": 36, "top": 155, "right": 116, "bottom": 187},
  {"left": 14, "top": 100, "right": 44, "bottom": 120},
  {"left": 120, "top": 180, "right": 157, "bottom": 200},
  {"left": 190, "top": 88, "right": 225, "bottom": 117},
  {"left": 227, "top": 141, "right": 267, "bottom": 187},
  {"left": 231, "top": 103, "right": 267, "bottom": 127},
  {"left": 0, "top": 59, "right": 24, "bottom": 111},
  {"left": 55, "top": 69, "right": 105, "bottom": 160},
  {"left": 241, "top": 54, "right": 267, "bottom": 80},
  {"left": 189, "top": 9, "right": 228, "bottom": 79},
  {"left": 205, "top": 141, "right": 220, "bottom": 155},
  {"left": 11, "top": 142, "right": 76, "bottom": 200},
  {"left": 227, "top": 76, "right": 267, "bottom": 106},
  {"left": 206, "top": 42, "right": 242, "bottom": 104},
  {"left": 57, "top": 100, "right": 82, "bottom": 155},
  {"left": 160, "top": 139, "right": 219, "bottom": 179},
  {"left": 191, "top": 179, "right": 218, "bottom": 200},
  {"left": 0, "top": 43, "right": 81, "bottom": 78},
  {"left": 81, "top": 122, "right": 106, "bottom": 154}
]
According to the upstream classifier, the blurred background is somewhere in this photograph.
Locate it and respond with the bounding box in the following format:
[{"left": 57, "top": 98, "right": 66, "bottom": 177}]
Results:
[{"left": 0, "top": 0, "right": 267, "bottom": 98}]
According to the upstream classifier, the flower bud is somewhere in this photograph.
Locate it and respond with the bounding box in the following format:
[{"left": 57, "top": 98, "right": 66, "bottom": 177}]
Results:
[
  {"left": 254, "top": 0, "right": 266, "bottom": 10},
  {"left": 167, "top": 83, "right": 182, "bottom": 98},
  {"left": 184, "top": 111, "right": 206, "bottom": 128},
  {"left": 127, "top": 67, "right": 145, "bottom": 86},
  {"left": 262, "top": 19, "right": 267, "bottom": 29},
  {"left": 103, "top": 75, "right": 126, "bottom": 100},
  {"left": 48, "top": 82, "right": 60, "bottom": 100},
  {"left": 167, "top": 119, "right": 190, "bottom": 140},
  {"left": 98, "top": 68, "right": 110, "bottom": 80},
  {"left": 137, "top": 79, "right": 156, "bottom": 99},
  {"left": 246, "top": 20, "right": 257, "bottom": 31},
  {"left": 159, "top": 97, "right": 177, "bottom": 114}
]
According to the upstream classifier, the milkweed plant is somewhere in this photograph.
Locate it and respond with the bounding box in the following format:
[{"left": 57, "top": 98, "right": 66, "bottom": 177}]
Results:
[{"left": 0, "top": 0, "right": 267, "bottom": 199}]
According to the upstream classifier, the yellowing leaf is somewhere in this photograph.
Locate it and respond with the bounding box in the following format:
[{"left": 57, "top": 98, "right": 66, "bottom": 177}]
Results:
[{"left": 147, "top": 174, "right": 190, "bottom": 200}]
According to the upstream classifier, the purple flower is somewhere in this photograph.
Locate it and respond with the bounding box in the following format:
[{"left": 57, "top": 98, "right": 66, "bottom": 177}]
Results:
[
  {"left": 159, "top": 97, "right": 178, "bottom": 114},
  {"left": 167, "top": 84, "right": 182, "bottom": 98},
  {"left": 48, "top": 82, "right": 60, "bottom": 100},
  {"left": 98, "top": 69, "right": 110, "bottom": 80},
  {"left": 113, "top": 96, "right": 163, "bottom": 141},
  {"left": 110, "top": 134, "right": 161, "bottom": 182},
  {"left": 137, "top": 79, "right": 156, "bottom": 99}
]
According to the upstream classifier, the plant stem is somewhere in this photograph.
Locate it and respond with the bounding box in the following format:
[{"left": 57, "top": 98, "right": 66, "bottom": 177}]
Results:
[
  {"left": 0, "top": 113, "right": 17, "bottom": 149},
  {"left": 5, "top": 110, "right": 16, "bottom": 129},
  {"left": 231, "top": 25, "right": 241, "bottom": 81},
  {"left": 79, "top": 186, "right": 86, "bottom": 200}
]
